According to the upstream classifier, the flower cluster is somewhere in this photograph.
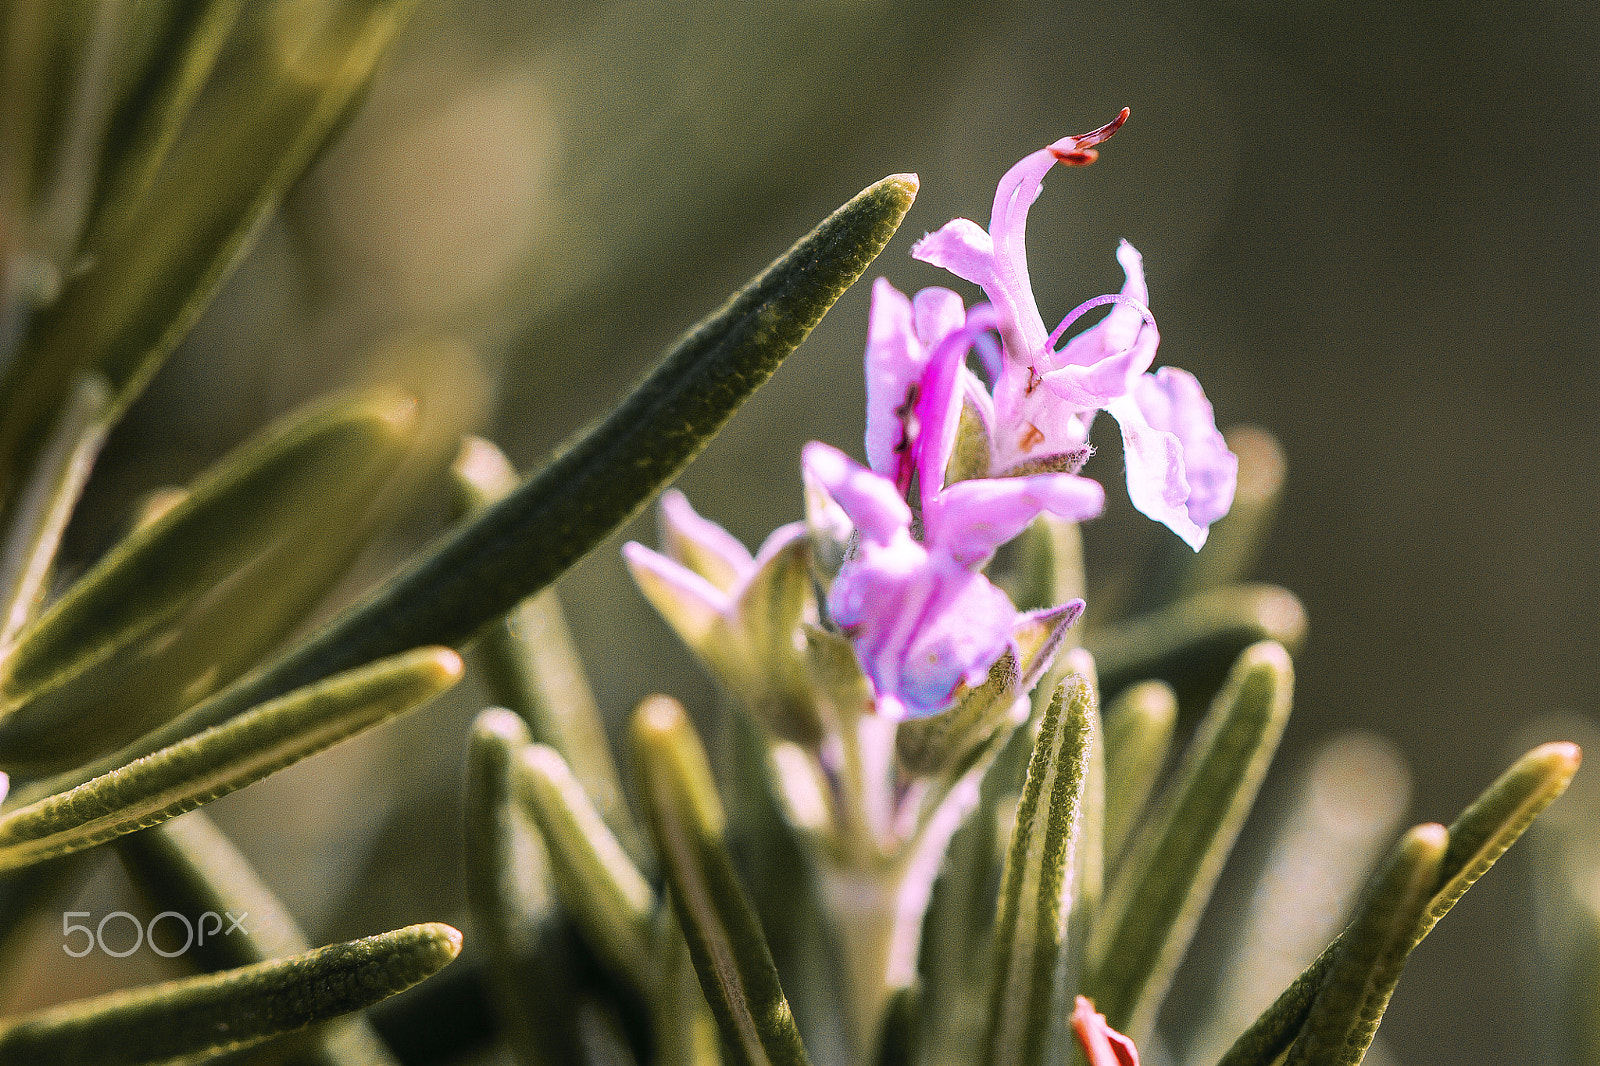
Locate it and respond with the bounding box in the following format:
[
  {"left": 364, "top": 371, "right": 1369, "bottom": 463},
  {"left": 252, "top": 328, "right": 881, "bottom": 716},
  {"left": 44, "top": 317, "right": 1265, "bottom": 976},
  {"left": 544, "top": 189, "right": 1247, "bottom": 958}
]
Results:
[{"left": 629, "top": 112, "right": 1235, "bottom": 726}]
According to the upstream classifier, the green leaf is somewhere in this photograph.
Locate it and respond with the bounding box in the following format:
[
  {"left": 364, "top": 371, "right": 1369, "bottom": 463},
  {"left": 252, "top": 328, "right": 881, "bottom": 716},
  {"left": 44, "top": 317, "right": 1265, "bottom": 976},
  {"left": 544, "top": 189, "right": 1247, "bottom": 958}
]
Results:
[
  {"left": 0, "top": 390, "right": 422, "bottom": 774},
  {"left": 0, "top": 647, "right": 461, "bottom": 872},
  {"left": 653, "top": 904, "right": 725, "bottom": 1066},
  {"left": 1009, "top": 515, "right": 1085, "bottom": 616},
  {"left": 1084, "top": 642, "right": 1294, "bottom": 1041},
  {"left": 83, "top": 0, "right": 247, "bottom": 250},
  {"left": 1284, "top": 823, "right": 1448, "bottom": 1066},
  {"left": 0, "top": 371, "right": 112, "bottom": 651},
  {"left": 37, "top": 172, "right": 915, "bottom": 801},
  {"left": 0, "top": 922, "right": 461, "bottom": 1066},
  {"left": 1185, "top": 733, "right": 1409, "bottom": 1066},
  {"left": 980, "top": 676, "right": 1096, "bottom": 1066},
  {"left": 633, "top": 695, "right": 811, "bottom": 1066},
  {"left": 115, "top": 811, "right": 399, "bottom": 1066},
  {"left": 1100, "top": 680, "right": 1177, "bottom": 869},
  {"left": 0, "top": 0, "right": 425, "bottom": 497},
  {"left": 513, "top": 742, "right": 656, "bottom": 996},
  {"left": 1087, "top": 584, "right": 1306, "bottom": 708},
  {"left": 1216, "top": 741, "right": 1582, "bottom": 1066},
  {"left": 452, "top": 437, "right": 639, "bottom": 854},
  {"left": 463, "top": 708, "right": 589, "bottom": 1066}
]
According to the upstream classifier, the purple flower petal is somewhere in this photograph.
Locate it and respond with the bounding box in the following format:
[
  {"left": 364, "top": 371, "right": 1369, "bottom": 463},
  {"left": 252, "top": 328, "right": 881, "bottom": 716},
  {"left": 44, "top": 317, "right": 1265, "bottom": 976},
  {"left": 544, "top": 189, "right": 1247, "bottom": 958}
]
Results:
[
  {"left": 863, "top": 279, "right": 926, "bottom": 486},
  {"left": 801, "top": 441, "right": 911, "bottom": 546},
  {"left": 1107, "top": 366, "right": 1236, "bottom": 551},
  {"left": 1130, "top": 367, "right": 1237, "bottom": 527},
  {"left": 659, "top": 489, "right": 755, "bottom": 593},
  {"left": 928, "top": 473, "right": 1106, "bottom": 567},
  {"left": 828, "top": 536, "right": 1018, "bottom": 721}
]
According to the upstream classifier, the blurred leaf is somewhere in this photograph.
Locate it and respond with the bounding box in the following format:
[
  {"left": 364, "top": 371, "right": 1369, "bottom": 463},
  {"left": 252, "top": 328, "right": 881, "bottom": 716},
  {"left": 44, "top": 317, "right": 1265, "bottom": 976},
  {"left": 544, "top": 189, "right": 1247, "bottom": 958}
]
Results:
[
  {"left": 117, "top": 811, "right": 399, "bottom": 1066},
  {"left": 653, "top": 904, "right": 723, "bottom": 1066},
  {"left": 1184, "top": 733, "right": 1409, "bottom": 1066},
  {"left": 0, "top": 0, "right": 425, "bottom": 497},
  {"left": 1084, "top": 642, "right": 1294, "bottom": 1042},
  {"left": 1217, "top": 741, "right": 1582, "bottom": 1066},
  {"left": 1087, "top": 584, "right": 1306, "bottom": 706},
  {"left": 0, "top": 390, "right": 421, "bottom": 774},
  {"left": 1100, "top": 681, "right": 1176, "bottom": 869},
  {"left": 0, "top": 647, "right": 461, "bottom": 872},
  {"left": 1009, "top": 515, "right": 1085, "bottom": 617},
  {"left": 633, "top": 696, "right": 811, "bottom": 1066},
  {"left": 1284, "top": 823, "right": 1447, "bottom": 1066},
  {"left": 0, "top": 371, "right": 111, "bottom": 651},
  {"left": 980, "top": 677, "right": 1096, "bottom": 1066},
  {"left": 0, "top": 921, "right": 461, "bottom": 1065},
  {"left": 84, "top": 0, "right": 247, "bottom": 249},
  {"left": 4, "top": 0, "right": 122, "bottom": 284},
  {"left": 38, "top": 172, "right": 916, "bottom": 801},
  {"left": 452, "top": 437, "right": 638, "bottom": 852},
  {"left": 874, "top": 985, "right": 921, "bottom": 1066},
  {"left": 513, "top": 742, "right": 656, "bottom": 997},
  {"left": 464, "top": 708, "right": 589, "bottom": 1066}
]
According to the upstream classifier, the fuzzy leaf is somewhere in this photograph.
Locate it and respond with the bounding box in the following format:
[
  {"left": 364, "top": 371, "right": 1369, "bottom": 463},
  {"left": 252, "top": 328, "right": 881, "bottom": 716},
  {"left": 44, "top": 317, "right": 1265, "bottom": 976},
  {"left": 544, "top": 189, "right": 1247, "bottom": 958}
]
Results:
[
  {"left": 0, "top": 647, "right": 461, "bottom": 872},
  {"left": 452, "top": 438, "right": 638, "bottom": 854},
  {"left": 1100, "top": 680, "right": 1177, "bottom": 868},
  {"left": 116, "top": 812, "right": 398, "bottom": 1065},
  {"left": 0, "top": 0, "right": 425, "bottom": 497},
  {"left": 0, "top": 391, "right": 422, "bottom": 774},
  {"left": 513, "top": 742, "right": 655, "bottom": 996},
  {"left": 1216, "top": 741, "right": 1582, "bottom": 1066},
  {"left": 463, "top": 709, "right": 588, "bottom": 1066},
  {"left": 1084, "top": 642, "right": 1294, "bottom": 1041},
  {"left": 36, "top": 173, "right": 915, "bottom": 802},
  {"left": 1284, "top": 823, "right": 1448, "bottom": 1066},
  {"left": 980, "top": 676, "right": 1096, "bottom": 1066},
  {"left": 0, "top": 922, "right": 460, "bottom": 1065},
  {"left": 633, "top": 696, "right": 811, "bottom": 1066}
]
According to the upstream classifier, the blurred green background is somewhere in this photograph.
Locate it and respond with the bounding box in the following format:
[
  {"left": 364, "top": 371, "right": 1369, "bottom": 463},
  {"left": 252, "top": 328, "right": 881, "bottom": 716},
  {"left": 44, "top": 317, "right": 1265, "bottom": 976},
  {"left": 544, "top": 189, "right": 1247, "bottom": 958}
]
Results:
[{"left": 36, "top": 1, "right": 1599, "bottom": 1063}]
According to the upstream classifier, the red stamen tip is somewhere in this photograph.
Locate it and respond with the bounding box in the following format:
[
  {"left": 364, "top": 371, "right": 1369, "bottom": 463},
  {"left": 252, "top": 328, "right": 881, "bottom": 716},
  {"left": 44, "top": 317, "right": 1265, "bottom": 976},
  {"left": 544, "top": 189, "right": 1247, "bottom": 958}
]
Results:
[{"left": 1049, "top": 107, "right": 1131, "bottom": 165}]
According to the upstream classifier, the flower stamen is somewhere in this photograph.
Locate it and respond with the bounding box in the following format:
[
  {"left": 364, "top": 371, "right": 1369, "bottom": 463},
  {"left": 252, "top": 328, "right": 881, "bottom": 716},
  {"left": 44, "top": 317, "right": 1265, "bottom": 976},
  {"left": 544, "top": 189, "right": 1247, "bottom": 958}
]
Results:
[{"left": 1048, "top": 107, "right": 1131, "bottom": 165}]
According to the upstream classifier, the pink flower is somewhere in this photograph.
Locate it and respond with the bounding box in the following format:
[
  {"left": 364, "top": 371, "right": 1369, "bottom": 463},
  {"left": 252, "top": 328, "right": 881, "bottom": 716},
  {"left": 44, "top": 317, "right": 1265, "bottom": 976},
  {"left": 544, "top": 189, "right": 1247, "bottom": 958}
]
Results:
[{"left": 909, "top": 112, "right": 1237, "bottom": 548}]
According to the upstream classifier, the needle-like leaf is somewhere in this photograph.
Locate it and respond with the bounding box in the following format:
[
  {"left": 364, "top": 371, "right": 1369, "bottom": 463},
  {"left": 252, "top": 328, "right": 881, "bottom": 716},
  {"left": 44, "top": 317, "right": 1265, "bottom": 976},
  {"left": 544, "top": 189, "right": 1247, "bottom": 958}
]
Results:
[
  {"left": 513, "top": 742, "right": 655, "bottom": 996},
  {"left": 1216, "top": 741, "right": 1582, "bottom": 1066},
  {"left": 0, "top": 922, "right": 461, "bottom": 1066},
  {"left": 116, "top": 811, "right": 399, "bottom": 1065},
  {"left": 633, "top": 695, "right": 810, "bottom": 1066},
  {"left": 452, "top": 437, "right": 637, "bottom": 853},
  {"left": 22, "top": 173, "right": 916, "bottom": 805},
  {"left": 463, "top": 708, "right": 589, "bottom": 1066},
  {"left": 1283, "top": 823, "right": 1447, "bottom": 1066},
  {"left": 0, "top": 647, "right": 461, "bottom": 872},
  {"left": 0, "top": 391, "right": 422, "bottom": 774},
  {"left": 0, "top": 0, "right": 425, "bottom": 498},
  {"left": 1085, "top": 642, "right": 1294, "bottom": 1042},
  {"left": 980, "top": 676, "right": 1096, "bottom": 1066}
]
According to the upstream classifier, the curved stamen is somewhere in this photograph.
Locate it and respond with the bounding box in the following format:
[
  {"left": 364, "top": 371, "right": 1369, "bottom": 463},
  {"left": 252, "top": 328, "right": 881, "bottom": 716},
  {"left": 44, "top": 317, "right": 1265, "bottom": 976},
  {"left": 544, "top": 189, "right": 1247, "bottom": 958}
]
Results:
[
  {"left": 1046, "top": 292, "right": 1156, "bottom": 352},
  {"left": 1049, "top": 107, "right": 1130, "bottom": 165}
]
